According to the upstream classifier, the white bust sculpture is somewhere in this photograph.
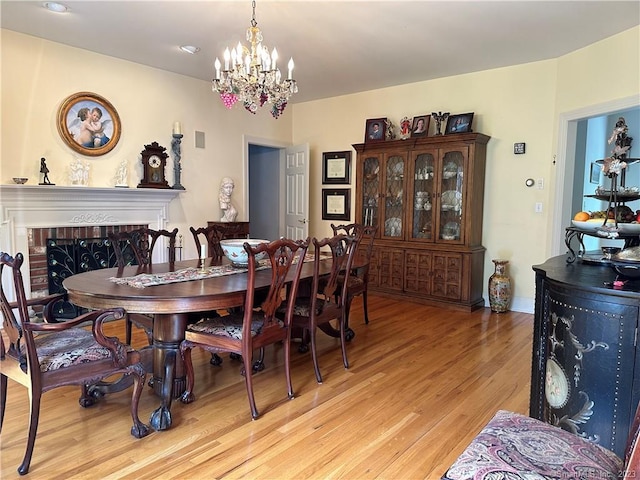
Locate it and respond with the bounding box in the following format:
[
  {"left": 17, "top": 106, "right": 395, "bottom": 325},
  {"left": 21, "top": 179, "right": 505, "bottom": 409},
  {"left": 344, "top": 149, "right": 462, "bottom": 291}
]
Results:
[{"left": 219, "top": 176, "right": 238, "bottom": 222}]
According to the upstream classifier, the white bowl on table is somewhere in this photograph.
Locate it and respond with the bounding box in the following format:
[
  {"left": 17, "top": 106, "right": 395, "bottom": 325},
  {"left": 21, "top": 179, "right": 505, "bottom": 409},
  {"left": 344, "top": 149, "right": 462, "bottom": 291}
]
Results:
[{"left": 220, "top": 239, "right": 269, "bottom": 267}]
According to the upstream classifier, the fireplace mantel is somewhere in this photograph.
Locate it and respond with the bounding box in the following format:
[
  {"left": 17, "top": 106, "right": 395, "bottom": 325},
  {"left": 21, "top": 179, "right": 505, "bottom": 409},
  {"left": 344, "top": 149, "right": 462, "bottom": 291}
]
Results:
[{"left": 0, "top": 185, "right": 181, "bottom": 299}]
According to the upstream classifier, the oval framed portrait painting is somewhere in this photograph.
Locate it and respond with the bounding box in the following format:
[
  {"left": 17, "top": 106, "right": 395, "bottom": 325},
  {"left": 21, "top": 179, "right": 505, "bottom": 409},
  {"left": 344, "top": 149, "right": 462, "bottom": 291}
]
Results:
[{"left": 57, "top": 91, "right": 121, "bottom": 156}]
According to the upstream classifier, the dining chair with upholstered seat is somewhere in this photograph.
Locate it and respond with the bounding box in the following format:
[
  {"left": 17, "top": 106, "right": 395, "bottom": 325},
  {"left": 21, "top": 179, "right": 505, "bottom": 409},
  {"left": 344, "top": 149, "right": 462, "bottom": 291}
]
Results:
[
  {"left": 108, "top": 227, "right": 178, "bottom": 344},
  {"left": 189, "top": 224, "right": 250, "bottom": 366},
  {"left": 179, "top": 237, "right": 309, "bottom": 419},
  {"left": 285, "top": 233, "right": 357, "bottom": 384},
  {"left": 331, "top": 223, "right": 377, "bottom": 327},
  {"left": 441, "top": 404, "right": 640, "bottom": 479},
  {"left": 0, "top": 252, "right": 150, "bottom": 475}
]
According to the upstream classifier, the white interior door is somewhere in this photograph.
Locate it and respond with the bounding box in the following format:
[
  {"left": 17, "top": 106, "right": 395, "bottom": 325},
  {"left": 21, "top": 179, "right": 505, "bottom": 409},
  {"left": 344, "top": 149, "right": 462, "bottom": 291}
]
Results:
[{"left": 284, "top": 144, "right": 309, "bottom": 240}]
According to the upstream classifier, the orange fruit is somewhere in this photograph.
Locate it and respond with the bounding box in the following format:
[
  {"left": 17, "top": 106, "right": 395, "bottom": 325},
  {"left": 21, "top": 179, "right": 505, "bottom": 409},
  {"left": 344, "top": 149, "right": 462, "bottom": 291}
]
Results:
[{"left": 574, "top": 211, "right": 590, "bottom": 221}]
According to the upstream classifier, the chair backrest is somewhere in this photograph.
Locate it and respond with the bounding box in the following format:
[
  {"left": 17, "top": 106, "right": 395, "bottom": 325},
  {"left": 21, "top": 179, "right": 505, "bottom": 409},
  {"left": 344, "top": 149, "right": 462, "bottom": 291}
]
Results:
[
  {"left": 311, "top": 234, "right": 358, "bottom": 309},
  {"left": 108, "top": 227, "right": 178, "bottom": 267},
  {"left": 244, "top": 237, "right": 309, "bottom": 334},
  {"left": 331, "top": 223, "right": 377, "bottom": 278},
  {"left": 0, "top": 252, "right": 60, "bottom": 375},
  {"left": 190, "top": 224, "right": 245, "bottom": 259}
]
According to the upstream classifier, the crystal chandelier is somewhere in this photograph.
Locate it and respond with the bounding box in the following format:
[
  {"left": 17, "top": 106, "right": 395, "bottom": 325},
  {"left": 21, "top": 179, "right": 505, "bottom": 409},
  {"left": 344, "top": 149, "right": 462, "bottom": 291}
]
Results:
[{"left": 212, "top": 0, "right": 298, "bottom": 119}]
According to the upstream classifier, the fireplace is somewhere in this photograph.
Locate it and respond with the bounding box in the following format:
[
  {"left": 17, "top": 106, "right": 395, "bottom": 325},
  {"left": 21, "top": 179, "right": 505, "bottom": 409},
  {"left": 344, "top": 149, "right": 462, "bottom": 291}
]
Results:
[{"left": 0, "top": 185, "right": 180, "bottom": 314}]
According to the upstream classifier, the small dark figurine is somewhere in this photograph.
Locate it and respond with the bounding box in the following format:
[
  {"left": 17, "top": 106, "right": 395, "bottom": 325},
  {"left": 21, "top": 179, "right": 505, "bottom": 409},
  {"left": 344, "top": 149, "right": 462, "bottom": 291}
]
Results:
[
  {"left": 39, "top": 157, "right": 54, "bottom": 185},
  {"left": 431, "top": 111, "right": 450, "bottom": 136}
]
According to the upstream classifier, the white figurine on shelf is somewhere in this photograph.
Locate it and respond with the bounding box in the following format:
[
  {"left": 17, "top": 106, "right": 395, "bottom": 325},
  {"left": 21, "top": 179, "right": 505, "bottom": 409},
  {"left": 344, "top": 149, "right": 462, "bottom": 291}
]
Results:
[
  {"left": 114, "top": 159, "right": 129, "bottom": 187},
  {"left": 219, "top": 177, "right": 238, "bottom": 222},
  {"left": 69, "top": 158, "right": 90, "bottom": 186}
]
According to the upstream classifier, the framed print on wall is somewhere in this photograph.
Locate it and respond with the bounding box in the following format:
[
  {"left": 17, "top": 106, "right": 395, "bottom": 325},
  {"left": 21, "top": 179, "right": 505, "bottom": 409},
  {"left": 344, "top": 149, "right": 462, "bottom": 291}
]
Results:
[
  {"left": 364, "top": 117, "right": 387, "bottom": 143},
  {"left": 322, "top": 151, "right": 352, "bottom": 184},
  {"left": 57, "top": 91, "right": 121, "bottom": 156},
  {"left": 322, "top": 188, "right": 351, "bottom": 221},
  {"left": 445, "top": 112, "right": 474, "bottom": 134}
]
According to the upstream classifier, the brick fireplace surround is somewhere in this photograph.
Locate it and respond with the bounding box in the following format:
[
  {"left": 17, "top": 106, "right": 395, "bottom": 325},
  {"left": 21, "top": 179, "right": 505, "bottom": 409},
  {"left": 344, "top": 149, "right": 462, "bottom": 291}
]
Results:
[{"left": 0, "top": 185, "right": 180, "bottom": 305}]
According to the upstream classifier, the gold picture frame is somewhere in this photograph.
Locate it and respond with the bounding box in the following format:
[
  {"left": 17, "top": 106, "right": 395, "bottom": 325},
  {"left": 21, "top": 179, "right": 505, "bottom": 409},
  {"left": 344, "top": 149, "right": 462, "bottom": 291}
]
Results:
[{"left": 57, "top": 91, "right": 121, "bottom": 156}]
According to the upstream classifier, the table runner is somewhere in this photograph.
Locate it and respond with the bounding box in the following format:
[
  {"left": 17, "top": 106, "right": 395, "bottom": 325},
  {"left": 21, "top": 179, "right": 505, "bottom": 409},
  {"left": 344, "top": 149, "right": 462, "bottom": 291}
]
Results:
[{"left": 109, "top": 254, "right": 325, "bottom": 289}]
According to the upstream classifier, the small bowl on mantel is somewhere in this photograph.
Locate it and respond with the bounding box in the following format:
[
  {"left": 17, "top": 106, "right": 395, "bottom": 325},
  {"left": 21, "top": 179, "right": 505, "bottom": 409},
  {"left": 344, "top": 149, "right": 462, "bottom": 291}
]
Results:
[
  {"left": 220, "top": 238, "right": 270, "bottom": 267},
  {"left": 12, "top": 177, "right": 28, "bottom": 184}
]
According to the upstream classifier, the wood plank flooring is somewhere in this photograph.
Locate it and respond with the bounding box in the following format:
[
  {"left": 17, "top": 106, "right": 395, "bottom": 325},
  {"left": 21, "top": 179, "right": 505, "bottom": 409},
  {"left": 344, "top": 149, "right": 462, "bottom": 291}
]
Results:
[{"left": 1, "top": 296, "right": 533, "bottom": 479}]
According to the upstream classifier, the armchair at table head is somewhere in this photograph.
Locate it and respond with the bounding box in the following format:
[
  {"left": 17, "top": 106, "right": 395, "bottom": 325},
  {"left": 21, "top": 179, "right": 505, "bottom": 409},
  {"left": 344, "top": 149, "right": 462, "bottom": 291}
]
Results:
[
  {"left": 284, "top": 233, "right": 358, "bottom": 384},
  {"left": 107, "top": 227, "right": 178, "bottom": 345},
  {"left": 0, "top": 251, "right": 150, "bottom": 476},
  {"left": 331, "top": 223, "right": 378, "bottom": 326},
  {"left": 179, "top": 237, "right": 310, "bottom": 419},
  {"left": 441, "top": 404, "right": 640, "bottom": 480}
]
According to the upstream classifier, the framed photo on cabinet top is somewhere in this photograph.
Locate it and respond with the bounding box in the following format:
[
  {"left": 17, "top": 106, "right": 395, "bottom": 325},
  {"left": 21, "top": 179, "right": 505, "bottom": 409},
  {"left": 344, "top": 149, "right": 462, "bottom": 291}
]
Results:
[
  {"left": 590, "top": 162, "right": 601, "bottom": 184},
  {"left": 322, "top": 151, "right": 352, "bottom": 184},
  {"left": 411, "top": 115, "right": 430, "bottom": 137},
  {"left": 364, "top": 118, "right": 387, "bottom": 143},
  {"left": 445, "top": 112, "right": 474, "bottom": 134},
  {"left": 57, "top": 91, "right": 121, "bottom": 156},
  {"left": 322, "top": 188, "right": 351, "bottom": 221}
]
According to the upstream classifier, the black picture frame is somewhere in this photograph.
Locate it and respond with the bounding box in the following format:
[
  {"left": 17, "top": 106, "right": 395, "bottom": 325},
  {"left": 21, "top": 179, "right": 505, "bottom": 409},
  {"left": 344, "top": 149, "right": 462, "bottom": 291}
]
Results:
[
  {"left": 322, "top": 151, "right": 352, "bottom": 184},
  {"left": 445, "top": 113, "right": 474, "bottom": 134},
  {"left": 57, "top": 91, "right": 121, "bottom": 156},
  {"left": 590, "top": 162, "right": 601, "bottom": 184},
  {"left": 410, "top": 115, "right": 430, "bottom": 137},
  {"left": 322, "top": 188, "right": 351, "bottom": 221},
  {"left": 364, "top": 118, "right": 387, "bottom": 143}
]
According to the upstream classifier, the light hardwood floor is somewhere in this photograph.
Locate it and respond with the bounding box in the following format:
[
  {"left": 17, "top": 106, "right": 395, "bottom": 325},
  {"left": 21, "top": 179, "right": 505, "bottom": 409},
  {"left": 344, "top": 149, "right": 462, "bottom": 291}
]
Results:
[{"left": 1, "top": 296, "right": 533, "bottom": 479}]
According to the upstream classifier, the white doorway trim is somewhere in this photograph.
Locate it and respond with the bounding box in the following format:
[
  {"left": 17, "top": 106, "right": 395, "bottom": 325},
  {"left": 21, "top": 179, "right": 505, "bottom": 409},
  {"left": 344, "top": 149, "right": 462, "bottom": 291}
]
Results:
[{"left": 551, "top": 95, "right": 640, "bottom": 256}]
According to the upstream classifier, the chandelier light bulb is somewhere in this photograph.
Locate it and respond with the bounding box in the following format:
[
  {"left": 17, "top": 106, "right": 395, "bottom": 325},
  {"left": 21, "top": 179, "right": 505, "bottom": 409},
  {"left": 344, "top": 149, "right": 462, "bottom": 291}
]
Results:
[
  {"left": 223, "top": 48, "right": 231, "bottom": 70},
  {"left": 287, "top": 58, "right": 294, "bottom": 80},
  {"left": 214, "top": 58, "right": 221, "bottom": 79},
  {"left": 271, "top": 48, "right": 278, "bottom": 70}
]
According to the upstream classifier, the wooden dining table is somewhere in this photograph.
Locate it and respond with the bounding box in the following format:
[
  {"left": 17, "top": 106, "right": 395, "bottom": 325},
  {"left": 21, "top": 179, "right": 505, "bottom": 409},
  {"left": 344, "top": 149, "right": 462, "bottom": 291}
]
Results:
[{"left": 62, "top": 256, "right": 335, "bottom": 431}]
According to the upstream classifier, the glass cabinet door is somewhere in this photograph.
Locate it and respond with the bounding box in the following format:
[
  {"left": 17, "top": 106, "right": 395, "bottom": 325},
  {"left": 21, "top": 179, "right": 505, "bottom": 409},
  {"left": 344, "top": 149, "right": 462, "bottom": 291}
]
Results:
[
  {"left": 361, "top": 156, "right": 380, "bottom": 229},
  {"left": 382, "top": 154, "right": 404, "bottom": 238},
  {"left": 436, "top": 150, "right": 465, "bottom": 242},
  {"left": 410, "top": 152, "right": 436, "bottom": 240}
]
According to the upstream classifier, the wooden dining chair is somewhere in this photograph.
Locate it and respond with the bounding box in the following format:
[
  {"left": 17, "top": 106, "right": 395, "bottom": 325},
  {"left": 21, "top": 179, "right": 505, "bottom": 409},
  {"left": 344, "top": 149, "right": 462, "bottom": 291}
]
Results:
[
  {"left": 285, "top": 233, "right": 358, "bottom": 384},
  {"left": 442, "top": 404, "right": 640, "bottom": 479},
  {"left": 0, "top": 252, "right": 150, "bottom": 475},
  {"left": 190, "top": 223, "right": 246, "bottom": 259},
  {"left": 108, "top": 227, "right": 178, "bottom": 344},
  {"left": 179, "top": 237, "right": 309, "bottom": 419},
  {"left": 331, "top": 223, "right": 377, "bottom": 329}
]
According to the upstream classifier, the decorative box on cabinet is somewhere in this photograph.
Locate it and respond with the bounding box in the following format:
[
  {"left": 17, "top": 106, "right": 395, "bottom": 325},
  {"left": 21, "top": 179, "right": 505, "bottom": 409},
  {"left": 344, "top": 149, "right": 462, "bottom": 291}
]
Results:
[
  {"left": 206, "top": 221, "right": 250, "bottom": 239},
  {"left": 531, "top": 256, "right": 640, "bottom": 458},
  {"left": 353, "top": 132, "right": 490, "bottom": 310}
]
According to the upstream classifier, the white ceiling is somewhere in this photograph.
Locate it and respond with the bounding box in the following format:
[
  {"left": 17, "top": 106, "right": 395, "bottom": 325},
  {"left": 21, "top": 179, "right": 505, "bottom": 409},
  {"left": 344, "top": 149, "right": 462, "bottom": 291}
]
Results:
[{"left": 2, "top": 1, "right": 639, "bottom": 104}]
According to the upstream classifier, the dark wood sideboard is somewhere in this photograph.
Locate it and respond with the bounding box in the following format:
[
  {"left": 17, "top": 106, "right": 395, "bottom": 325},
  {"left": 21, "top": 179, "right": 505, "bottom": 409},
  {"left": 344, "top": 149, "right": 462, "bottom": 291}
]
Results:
[
  {"left": 206, "top": 221, "right": 250, "bottom": 239},
  {"left": 531, "top": 255, "right": 640, "bottom": 457}
]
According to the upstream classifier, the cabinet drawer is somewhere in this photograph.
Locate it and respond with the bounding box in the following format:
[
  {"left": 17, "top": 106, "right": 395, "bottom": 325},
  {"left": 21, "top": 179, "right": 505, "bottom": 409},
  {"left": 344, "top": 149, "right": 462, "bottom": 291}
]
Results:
[{"left": 405, "top": 251, "right": 431, "bottom": 293}]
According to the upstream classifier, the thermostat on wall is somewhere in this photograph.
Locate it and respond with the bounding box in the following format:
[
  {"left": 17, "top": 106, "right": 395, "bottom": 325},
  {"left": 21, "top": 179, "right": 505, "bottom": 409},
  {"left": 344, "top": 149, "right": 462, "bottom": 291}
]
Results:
[{"left": 514, "top": 142, "right": 526, "bottom": 154}]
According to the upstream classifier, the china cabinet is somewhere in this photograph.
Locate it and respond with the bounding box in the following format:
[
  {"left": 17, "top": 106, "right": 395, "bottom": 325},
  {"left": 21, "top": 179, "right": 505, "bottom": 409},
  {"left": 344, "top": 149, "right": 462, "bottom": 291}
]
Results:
[{"left": 353, "top": 132, "right": 490, "bottom": 310}]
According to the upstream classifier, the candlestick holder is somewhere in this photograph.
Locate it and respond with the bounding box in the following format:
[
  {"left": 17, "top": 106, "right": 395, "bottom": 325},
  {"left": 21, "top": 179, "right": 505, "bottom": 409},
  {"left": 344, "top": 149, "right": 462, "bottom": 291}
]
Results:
[{"left": 171, "top": 133, "right": 185, "bottom": 190}]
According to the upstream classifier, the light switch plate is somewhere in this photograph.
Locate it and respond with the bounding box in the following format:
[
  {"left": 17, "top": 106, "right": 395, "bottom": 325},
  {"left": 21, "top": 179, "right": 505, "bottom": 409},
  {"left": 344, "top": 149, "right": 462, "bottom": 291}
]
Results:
[{"left": 514, "top": 142, "right": 526, "bottom": 154}]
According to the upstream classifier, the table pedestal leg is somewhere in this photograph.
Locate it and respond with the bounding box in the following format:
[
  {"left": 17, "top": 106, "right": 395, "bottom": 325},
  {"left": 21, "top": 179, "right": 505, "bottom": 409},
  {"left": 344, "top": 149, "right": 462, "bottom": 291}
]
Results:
[{"left": 149, "top": 313, "right": 188, "bottom": 430}]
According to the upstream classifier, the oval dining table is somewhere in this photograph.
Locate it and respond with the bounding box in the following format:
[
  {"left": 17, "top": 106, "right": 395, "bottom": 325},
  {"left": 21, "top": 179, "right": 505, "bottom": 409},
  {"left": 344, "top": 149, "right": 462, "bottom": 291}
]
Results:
[{"left": 62, "top": 256, "right": 333, "bottom": 431}]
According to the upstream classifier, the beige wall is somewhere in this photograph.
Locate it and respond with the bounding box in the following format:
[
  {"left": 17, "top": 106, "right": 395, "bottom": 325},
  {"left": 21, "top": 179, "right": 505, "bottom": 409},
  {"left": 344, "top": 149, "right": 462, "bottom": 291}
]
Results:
[
  {"left": 2, "top": 26, "right": 639, "bottom": 312},
  {"left": 0, "top": 30, "right": 292, "bottom": 260}
]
